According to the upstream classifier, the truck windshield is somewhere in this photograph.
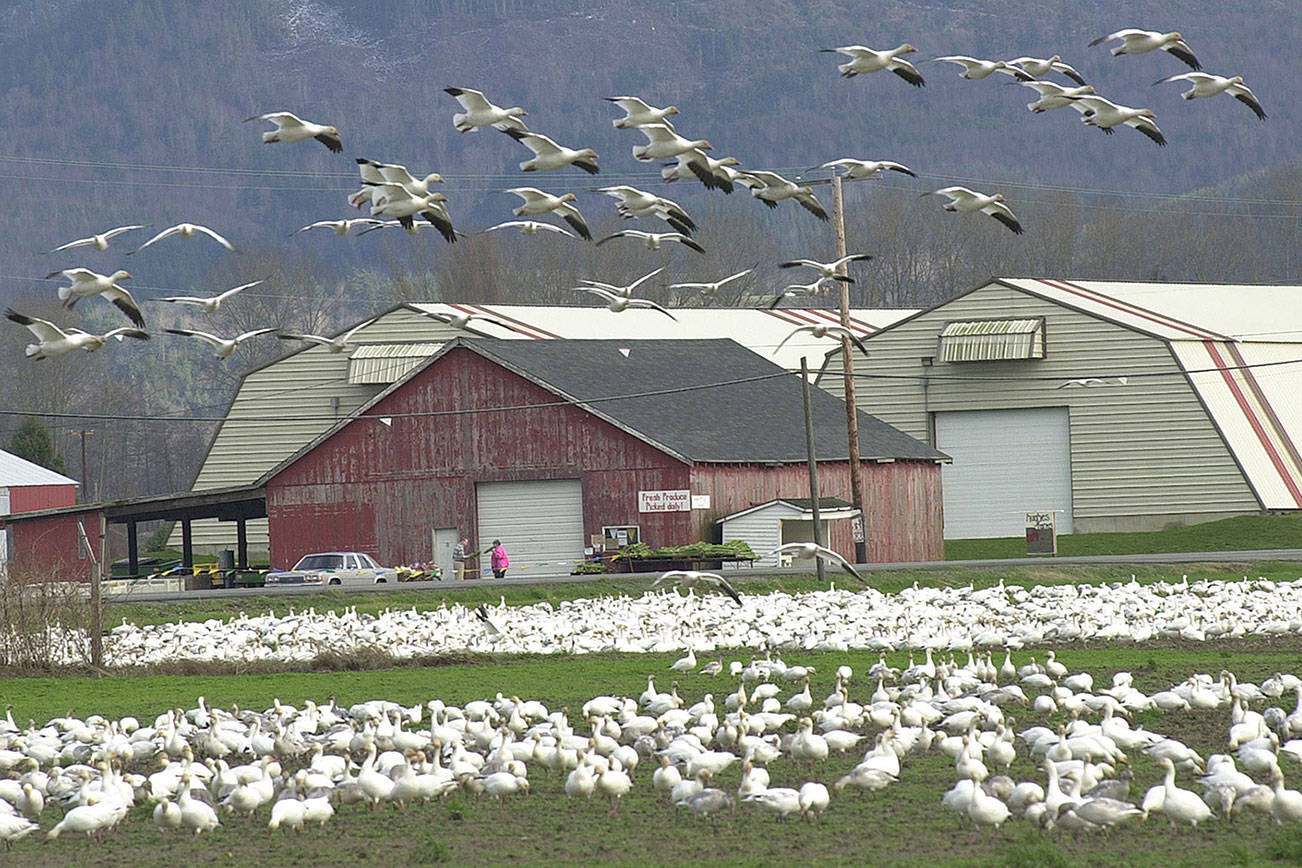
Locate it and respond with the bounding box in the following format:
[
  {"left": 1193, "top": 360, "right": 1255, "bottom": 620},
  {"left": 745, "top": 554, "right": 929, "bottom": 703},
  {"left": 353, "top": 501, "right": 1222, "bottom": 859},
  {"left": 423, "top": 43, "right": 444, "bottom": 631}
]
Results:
[{"left": 294, "top": 554, "right": 345, "bottom": 570}]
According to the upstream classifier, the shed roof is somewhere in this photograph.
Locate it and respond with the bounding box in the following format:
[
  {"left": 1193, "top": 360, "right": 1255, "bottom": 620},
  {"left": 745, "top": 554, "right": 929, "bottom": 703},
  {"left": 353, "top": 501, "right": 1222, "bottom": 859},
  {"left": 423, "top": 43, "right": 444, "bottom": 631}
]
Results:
[
  {"left": 717, "top": 497, "right": 857, "bottom": 523},
  {"left": 0, "top": 448, "right": 78, "bottom": 488}
]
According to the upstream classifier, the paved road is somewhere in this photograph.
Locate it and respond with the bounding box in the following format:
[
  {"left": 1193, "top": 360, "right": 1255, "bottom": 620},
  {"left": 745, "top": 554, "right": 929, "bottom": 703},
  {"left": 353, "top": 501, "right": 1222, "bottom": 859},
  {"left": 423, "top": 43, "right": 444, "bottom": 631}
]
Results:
[{"left": 118, "top": 549, "right": 1302, "bottom": 603}]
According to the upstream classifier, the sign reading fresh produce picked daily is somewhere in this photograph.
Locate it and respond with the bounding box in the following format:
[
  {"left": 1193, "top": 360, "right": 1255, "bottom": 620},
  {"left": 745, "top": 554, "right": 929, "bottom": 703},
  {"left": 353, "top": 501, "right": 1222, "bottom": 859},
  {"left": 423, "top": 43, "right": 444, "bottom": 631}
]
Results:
[{"left": 638, "top": 489, "right": 691, "bottom": 512}]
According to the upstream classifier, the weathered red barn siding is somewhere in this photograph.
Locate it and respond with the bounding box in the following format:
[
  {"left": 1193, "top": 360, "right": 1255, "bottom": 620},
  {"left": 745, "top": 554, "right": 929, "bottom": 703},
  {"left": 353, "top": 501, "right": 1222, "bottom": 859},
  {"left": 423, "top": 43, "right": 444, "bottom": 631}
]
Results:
[
  {"left": 689, "top": 459, "right": 944, "bottom": 564},
  {"left": 266, "top": 348, "right": 693, "bottom": 568},
  {"left": 8, "top": 484, "right": 78, "bottom": 514},
  {"left": 2, "top": 511, "right": 96, "bottom": 582}
]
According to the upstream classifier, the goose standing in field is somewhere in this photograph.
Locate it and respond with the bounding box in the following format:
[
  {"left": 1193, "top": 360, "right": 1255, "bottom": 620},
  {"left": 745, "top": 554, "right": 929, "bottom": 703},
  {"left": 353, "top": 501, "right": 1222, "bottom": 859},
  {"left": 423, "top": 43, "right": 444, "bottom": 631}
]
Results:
[
  {"left": 6, "top": 309, "right": 149, "bottom": 360},
  {"left": 502, "top": 128, "right": 599, "bottom": 174},
  {"left": 1154, "top": 72, "right": 1266, "bottom": 119},
  {"left": 630, "top": 123, "right": 712, "bottom": 162},
  {"left": 651, "top": 570, "right": 743, "bottom": 605},
  {"left": 0, "top": 813, "right": 38, "bottom": 848},
  {"left": 764, "top": 542, "right": 865, "bottom": 582},
  {"left": 504, "top": 187, "right": 592, "bottom": 240},
  {"left": 670, "top": 647, "right": 698, "bottom": 673},
  {"left": 1005, "top": 55, "right": 1087, "bottom": 85},
  {"left": 44, "top": 268, "right": 144, "bottom": 326},
  {"left": 482, "top": 220, "right": 575, "bottom": 238},
  {"left": 444, "top": 86, "right": 529, "bottom": 132},
  {"left": 597, "top": 186, "right": 695, "bottom": 234},
  {"left": 821, "top": 44, "right": 925, "bottom": 86},
  {"left": 668, "top": 268, "right": 754, "bottom": 298},
  {"left": 817, "top": 158, "right": 916, "bottom": 180},
  {"left": 572, "top": 286, "right": 678, "bottom": 321},
  {"left": 606, "top": 96, "right": 679, "bottom": 129},
  {"left": 923, "top": 187, "right": 1024, "bottom": 235},
  {"left": 164, "top": 327, "right": 275, "bottom": 359},
  {"left": 779, "top": 253, "right": 873, "bottom": 284},
  {"left": 244, "top": 111, "right": 342, "bottom": 152},
  {"left": 1018, "top": 80, "right": 1096, "bottom": 113},
  {"left": 1067, "top": 96, "right": 1167, "bottom": 145},
  {"left": 1156, "top": 756, "right": 1213, "bottom": 828},
  {"left": 746, "top": 170, "right": 829, "bottom": 220},
  {"left": 156, "top": 279, "right": 264, "bottom": 313},
  {"left": 129, "top": 222, "right": 236, "bottom": 254},
  {"left": 931, "top": 55, "right": 1032, "bottom": 80},
  {"left": 1089, "top": 29, "right": 1201, "bottom": 70},
  {"left": 277, "top": 319, "right": 374, "bottom": 353},
  {"left": 46, "top": 224, "right": 148, "bottom": 254},
  {"left": 292, "top": 218, "right": 386, "bottom": 236},
  {"left": 595, "top": 229, "right": 705, "bottom": 254}
]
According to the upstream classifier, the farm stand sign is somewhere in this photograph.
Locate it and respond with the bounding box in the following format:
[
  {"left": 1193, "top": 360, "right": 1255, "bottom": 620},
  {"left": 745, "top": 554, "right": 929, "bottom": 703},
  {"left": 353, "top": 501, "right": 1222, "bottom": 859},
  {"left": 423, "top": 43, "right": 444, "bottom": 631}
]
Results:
[{"left": 639, "top": 489, "right": 691, "bottom": 512}]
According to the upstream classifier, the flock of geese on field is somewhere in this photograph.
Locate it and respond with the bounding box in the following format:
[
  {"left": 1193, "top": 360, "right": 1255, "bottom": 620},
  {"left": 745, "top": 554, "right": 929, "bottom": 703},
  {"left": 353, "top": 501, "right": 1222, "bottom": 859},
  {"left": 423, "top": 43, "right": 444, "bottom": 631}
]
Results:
[
  {"left": 5, "top": 27, "right": 1269, "bottom": 362},
  {"left": 2, "top": 645, "right": 1302, "bottom": 849}
]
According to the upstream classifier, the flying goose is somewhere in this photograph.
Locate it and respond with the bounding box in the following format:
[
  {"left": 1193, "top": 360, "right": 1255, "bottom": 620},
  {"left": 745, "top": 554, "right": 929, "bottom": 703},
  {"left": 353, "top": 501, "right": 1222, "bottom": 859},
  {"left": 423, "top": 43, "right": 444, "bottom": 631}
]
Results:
[
  {"left": 129, "top": 223, "right": 236, "bottom": 254},
  {"left": 356, "top": 157, "right": 445, "bottom": 196},
  {"left": 779, "top": 254, "right": 873, "bottom": 283},
  {"left": 504, "top": 187, "right": 591, "bottom": 240},
  {"left": 817, "top": 158, "right": 916, "bottom": 180},
  {"left": 444, "top": 87, "right": 528, "bottom": 132},
  {"left": 631, "top": 123, "right": 711, "bottom": 162},
  {"left": 292, "top": 218, "right": 387, "bottom": 236},
  {"left": 349, "top": 158, "right": 388, "bottom": 209},
  {"left": 414, "top": 309, "right": 512, "bottom": 331},
  {"left": 368, "top": 187, "right": 457, "bottom": 241},
  {"left": 923, "top": 187, "right": 1024, "bottom": 234},
  {"left": 502, "top": 128, "right": 599, "bottom": 174},
  {"left": 6, "top": 309, "right": 148, "bottom": 360},
  {"left": 576, "top": 267, "right": 665, "bottom": 298},
  {"left": 277, "top": 319, "right": 374, "bottom": 353},
  {"left": 1154, "top": 72, "right": 1266, "bottom": 119},
  {"left": 1089, "top": 29, "right": 1200, "bottom": 69},
  {"left": 651, "top": 570, "right": 742, "bottom": 605},
  {"left": 482, "top": 220, "right": 575, "bottom": 238},
  {"left": 931, "top": 55, "right": 1033, "bottom": 80},
  {"left": 156, "top": 280, "right": 264, "bottom": 313},
  {"left": 667, "top": 268, "right": 754, "bottom": 297},
  {"left": 597, "top": 186, "right": 695, "bottom": 234},
  {"left": 1018, "top": 80, "right": 1096, "bottom": 113},
  {"left": 164, "top": 327, "right": 275, "bottom": 359},
  {"left": 44, "top": 268, "right": 144, "bottom": 326},
  {"left": 595, "top": 230, "right": 705, "bottom": 254},
  {"left": 820, "top": 44, "right": 925, "bottom": 86},
  {"left": 573, "top": 286, "right": 677, "bottom": 320},
  {"left": 1006, "top": 55, "right": 1087, "bottom": 85},
  {"left": 1067, "top": 96, "right": 1167, "bottom": 145},
  {"left": 46, "top": 224, "right": 148, "bottom": 254},
  {"left": 662, "top": 150, "right": 746, "bottom": 193},
  {"left": 767, "top": 278, "right": 832, "bottom": 309},
  {"left": 243, "top": 112, "right": 341, "bottom": 152},
  {"left": 763, "top": 542, "right": 865, "bottom": 583},
  {"left": 747, "top": 171, "right": 829, "bottom": 220},
  {"left": 773, "top": 323, "right": 870, "bottom": 358},
  {"left": 606, "top": 96, "right": 679, "bottom": 129}
]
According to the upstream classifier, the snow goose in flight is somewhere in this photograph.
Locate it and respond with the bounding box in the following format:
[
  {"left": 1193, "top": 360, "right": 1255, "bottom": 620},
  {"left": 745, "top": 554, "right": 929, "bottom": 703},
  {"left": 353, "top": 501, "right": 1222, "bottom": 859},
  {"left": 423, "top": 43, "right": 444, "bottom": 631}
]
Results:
[
  {"left": 663, "top": 150, "right": 745, "bottom": 193},
  {"left": 574, "top": 286, "right": 677, "bottom": 320},
  {"left": 1067, "top": 96, "right": 1167, "bottom": 145},
  {"left": 502, "top": 128, "right": 599, "bottom": 174},
  {"left": 577, "top": 266, "right": 664, "bottom": 298},
  {"left": 164, "top": 327, "right": 275, "bottom": 359},
  {"left": 631, "top": 123, "right": 711, "bottom": 162},
  {"left": 651, "top": 570, "right": 742, "bottom": 605},
  {"left": 774, "top": 324, "right": 870, "bottom": 358},
  {"left": 595, "top": 229, "right": 705, "bottom": 254},
  {"left": 292, "top": 218, "right": 386, "bottom": 236},
  {"left": 504, "top": 187, "right": 592, "bottom": 240},
  {"left": 129, "top": 222, "right": 236, "bottom": 254},
  {"left": 1018, "top": 80, "right": 1096, "bottom": 113},
  {"left": 779, "top": 254, "right": 873, "bottom": 284},
  {"left": 243, "top": 112, "right": 341, "bottom": 152},
  {"left": 1154, "top": 72, "right": 1266, "bottom": 119},
  {"left": 818, "top": 158, "right": 916, "bottom": 180},
  {"left": 923, "top": 187, "right": 1024, "bottom": 235},
  {"left": 482, "top": 220, "right": 575, "bottom": 238},
  {"left": 821, "top": 44, "right": 925, "bottom": 86},
  {"left": 349, "top": 159, "right": 387, "bottom": 209},
  {"left": 156, "top": 279, "right": 264, "bottom": 313},
  {"left": 667, "top": 268, "right": 753, "bottom": 297},
  {"left": 767, "top": 279, "right": 832, "bottom": 309},
  {"left": 747, "top": 171, "right": 829, "bottom": 220},
  {"left": 764, "top": 542, "right": 865, "bottom": 583},
  {"left": 369, "top": 187, "right": 457, "bottom": 242},
  {"left": 414, "top": 309, "right": 512, "bottom": 331},
  {"left": 356, "top": 157, "right": 445, "bottom": 196},
  {"left": 6, "top": 309, "right": 148, "bottom": 360},
  {"left": 44, "top": 268, "right": 144, "bottom": 326},
  {"left": 1005, "top": 56, "right": 1087, "bottom": 85},
  {"left": 930, "top": 56, "right": 1032, "bottom": 80},
  {"left": 606, "top": 96, "right": 679, "bottom": 129},
  {"left": 444, "top": 87, "right": 528, "bottom": 132},
  {"left": 277, "top": 319, "right": 374, "bottom": 353},
  {"left": 46, "top": 224, "right": 148, "bottom": 254},
  {"left": 598, "top": 186, "right": 695, "bottom": 234},
  {"left": 1089, "top": 30, "right": 1200, "bottom": 69}
]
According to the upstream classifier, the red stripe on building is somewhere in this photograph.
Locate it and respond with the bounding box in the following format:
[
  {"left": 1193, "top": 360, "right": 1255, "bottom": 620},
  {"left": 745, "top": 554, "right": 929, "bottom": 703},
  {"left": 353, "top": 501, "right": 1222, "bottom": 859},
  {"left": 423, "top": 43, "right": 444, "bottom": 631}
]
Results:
[
  {"left": 449, "top": 304, "right": 562, "bottom": 340},
  {"left": 1223, "top": 342, "right": 1302, "bottom": 485},
  {"left": 1035, "top": 280, "right": 1227, "bottom": 341}
]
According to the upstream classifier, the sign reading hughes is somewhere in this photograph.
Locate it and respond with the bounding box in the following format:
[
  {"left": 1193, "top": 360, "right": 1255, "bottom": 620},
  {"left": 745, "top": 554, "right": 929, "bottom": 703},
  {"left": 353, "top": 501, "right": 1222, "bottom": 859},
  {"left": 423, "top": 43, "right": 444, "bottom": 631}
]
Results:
[{"left": 638, "top": 489, "right": 691, "bottom": 512}]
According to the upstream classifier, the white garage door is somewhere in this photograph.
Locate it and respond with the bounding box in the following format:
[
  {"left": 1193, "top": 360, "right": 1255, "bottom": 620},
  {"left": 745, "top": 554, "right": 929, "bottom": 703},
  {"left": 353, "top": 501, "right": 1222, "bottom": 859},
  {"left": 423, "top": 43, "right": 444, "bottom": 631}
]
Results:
[
  {"left": 935, "top": 408, "right": 1072, "bottom": 539},
  {"left": 476, "top": 479, "right": 584, "bottom": 577}
]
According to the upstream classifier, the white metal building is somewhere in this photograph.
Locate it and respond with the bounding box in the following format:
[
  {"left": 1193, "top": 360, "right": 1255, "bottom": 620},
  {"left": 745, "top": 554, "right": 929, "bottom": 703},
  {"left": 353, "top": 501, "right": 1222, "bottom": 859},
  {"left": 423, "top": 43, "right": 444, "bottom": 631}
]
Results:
[
  {"left": 839, "top": 279, "right": 1302, "bottom": 538},
  {"left": 717, "top": 497, "right": 859, "bottom": 568}
]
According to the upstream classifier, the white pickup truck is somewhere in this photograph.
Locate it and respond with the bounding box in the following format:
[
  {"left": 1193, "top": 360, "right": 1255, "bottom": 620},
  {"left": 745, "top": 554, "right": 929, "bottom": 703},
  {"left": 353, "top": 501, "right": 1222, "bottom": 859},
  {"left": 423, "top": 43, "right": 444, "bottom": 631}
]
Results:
[{"left": 265, "top": 551, "right": 399, "bottom": 587}]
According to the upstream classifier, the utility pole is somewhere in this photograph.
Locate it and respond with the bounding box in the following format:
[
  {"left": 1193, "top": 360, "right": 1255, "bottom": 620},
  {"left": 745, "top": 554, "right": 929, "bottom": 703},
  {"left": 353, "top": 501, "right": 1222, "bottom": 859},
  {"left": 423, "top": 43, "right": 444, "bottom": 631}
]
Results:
[
  {"left": 800, "top": 358, "right": 826, "bottom": 583},
  {"left": 832, "top": 176, "right": 868, "bottom": 565},
  {"left": 77, "top": 429, "right": 93, "bottom": 502}
]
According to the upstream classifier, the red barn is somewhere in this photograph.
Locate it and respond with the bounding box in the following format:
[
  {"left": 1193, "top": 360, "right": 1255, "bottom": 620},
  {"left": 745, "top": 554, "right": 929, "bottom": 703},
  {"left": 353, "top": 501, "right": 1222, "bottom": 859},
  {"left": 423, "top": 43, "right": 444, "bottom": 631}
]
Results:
[
  {"left": 262, "top": 339, "right": 948, "bottom": 576},
  {"left": 0, "top": 448, "right": 81, "bottom": 580}
]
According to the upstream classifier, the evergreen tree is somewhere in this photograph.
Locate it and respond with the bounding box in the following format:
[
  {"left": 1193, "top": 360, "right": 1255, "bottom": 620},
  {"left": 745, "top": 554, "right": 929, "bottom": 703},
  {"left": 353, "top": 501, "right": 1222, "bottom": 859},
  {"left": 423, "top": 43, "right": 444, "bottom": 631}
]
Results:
[{"left": 9, "top": 417, "right": 68, "bottom": 476}]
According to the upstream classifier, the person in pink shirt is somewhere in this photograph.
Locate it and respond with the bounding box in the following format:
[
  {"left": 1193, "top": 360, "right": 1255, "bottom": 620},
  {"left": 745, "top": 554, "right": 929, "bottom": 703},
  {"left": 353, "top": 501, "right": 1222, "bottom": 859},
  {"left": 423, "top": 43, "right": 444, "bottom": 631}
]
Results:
[{"left": 489, "top": 539, "right": 509, "bottom": 579}]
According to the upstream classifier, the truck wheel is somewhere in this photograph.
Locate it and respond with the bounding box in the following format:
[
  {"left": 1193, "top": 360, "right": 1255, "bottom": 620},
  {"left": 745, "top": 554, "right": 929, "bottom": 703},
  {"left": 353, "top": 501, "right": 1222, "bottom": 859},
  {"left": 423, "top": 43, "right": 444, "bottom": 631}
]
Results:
[{"left": 328, "top": 578, "right": 341, "bottom": 585}]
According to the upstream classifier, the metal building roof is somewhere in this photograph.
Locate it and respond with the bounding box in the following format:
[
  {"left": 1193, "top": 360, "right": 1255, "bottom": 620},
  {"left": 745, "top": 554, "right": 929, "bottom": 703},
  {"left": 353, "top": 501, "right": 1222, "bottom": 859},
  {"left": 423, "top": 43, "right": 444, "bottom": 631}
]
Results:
[{"left": 0, "top": 448, "right": 78, "bottom": 487}]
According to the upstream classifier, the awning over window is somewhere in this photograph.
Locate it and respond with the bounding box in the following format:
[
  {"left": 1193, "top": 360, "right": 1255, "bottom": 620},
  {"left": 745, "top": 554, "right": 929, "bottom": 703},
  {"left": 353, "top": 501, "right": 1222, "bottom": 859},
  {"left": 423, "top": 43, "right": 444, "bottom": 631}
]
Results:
[
  {"left": 938, "top": 319, "right": 1044, "bottom": 362},
  {"left": 347, "top": 343, "right": 442, "bottom": 384}
]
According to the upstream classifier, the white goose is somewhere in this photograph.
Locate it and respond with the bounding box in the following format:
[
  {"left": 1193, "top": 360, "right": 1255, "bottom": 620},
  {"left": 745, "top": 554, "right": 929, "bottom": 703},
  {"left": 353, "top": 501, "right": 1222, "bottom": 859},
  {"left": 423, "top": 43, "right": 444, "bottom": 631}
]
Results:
[
  {"left": 292, "top": 218, "right": 386, "bottom": 236},
  {"left": 157, "top": 279, "right": 263, "bottom": 313},
  {"left": 1006, "top": 55, "right": 1087, "bottom": 84},
  {"left": 6, "top": 309, "right": 148, "bottom": 360},
  {"left": 368, "top": 187, "right": 457, "bottom": 242},
  {"left": 47, "top": 224, "right": 148, "bottom": 254},
  {"left": 779, "top": 253, "right": 873, "bottom": 283},
  {"left": 1155, "top": 72, "right": 1266, "bottom": 119},
  {"left": 606, "top": 96, "right": 679, "bottom": 129},
  {"left": 668, "top": 269, "right": 753, "bottom": 298},
  {"left": 244, "top": 111, "right": 341, "bottom": 152},
  {"left": 277, "top": 319, "right": 374, "bottom": 353},
  {"left": 924, "top": 187, "right": 1024, "bottom": 235},
  {"left": 444, "top": 86, "right": 528, "bottom": 132},
  {"left": 597, "top": 185, "right": 695, "bottom": 233},
  {"left": 763, "top": 542, "right": 865, "bottom": 582},
  {"left": 413, "top": 309, "right": 511, "bottom": 331},
  {"left": 746, "top": 170, "right": 829, "bottom": 220},
  {"left": 44, "top": 268, "right": 144, "bottom": 325},
  {"left": 820, "top": 44, "right": 925, "bottom": 86},
  {"left": 359, "top": 157, "right": 446, "bottom": 196},
  {"left": 502, "top": 128, "right": 599, "bottom": 174},
  {"left": 595, "top": 229, "right": 704, "bottom": 254},
  {"left": 164, "top": 327, "right": 275, "bottom": 359},
  {"left": 1088, "top": 29, "right": 1201, "bottom": 70},
  {"left": 631, "top": 123, "right": 711, "bottom": 162},
  {"left": 483, "top": 220, "right": 575, "bottom": 238},
  {"left": 129, "top": 222, "right": 236, "bottom": 254},
  {"left": 931, "top": 55, "right": 1032, "bottom": 80},
  {"left": 817, "top": 158, "right": 916, "bottom": 180},
  {"left": 1067, "top": 96, "right": 1167, "bottom": 146},
  {"left": 573, "top": 286, "right": 677, "bottom": 321},
  {"left": 504, "top": 188, "right": 592, "bottom": 240},
  {"left": 1018, "top": 80, "right": 1096, "bottom": 113},
  {"left": 1156, "top": 756, "right": 1213, "bottom": 828}
]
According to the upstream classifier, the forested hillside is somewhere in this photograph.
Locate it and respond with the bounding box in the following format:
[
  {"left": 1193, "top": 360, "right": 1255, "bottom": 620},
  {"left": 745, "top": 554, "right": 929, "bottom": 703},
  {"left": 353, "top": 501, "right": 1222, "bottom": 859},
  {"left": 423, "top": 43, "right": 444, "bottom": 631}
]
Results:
[{"left": 0, "top": 0, "right": 1297, "bottom": 503}]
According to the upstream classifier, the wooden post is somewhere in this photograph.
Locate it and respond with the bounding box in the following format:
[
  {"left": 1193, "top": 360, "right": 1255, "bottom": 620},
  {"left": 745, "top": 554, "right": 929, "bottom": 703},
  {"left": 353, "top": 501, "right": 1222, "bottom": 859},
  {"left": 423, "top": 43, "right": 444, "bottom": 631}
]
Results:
[
  {"left": 91, "top": 512, "right": 104, "bottom": 668},
  {"left": 126, "top": 520, "right": 138, "bottom": 576},
  {"left": 800, "top": 358, "right": 826, "bottom": 583},
  {"left": 237, "top": 519, "right": 249, "bottom": 570},
  {"left": 181, "top": 519, "right": 193, "bottom": 568},
  {"left": 833, "top": 174, "right": 869, "bottom": 566}
]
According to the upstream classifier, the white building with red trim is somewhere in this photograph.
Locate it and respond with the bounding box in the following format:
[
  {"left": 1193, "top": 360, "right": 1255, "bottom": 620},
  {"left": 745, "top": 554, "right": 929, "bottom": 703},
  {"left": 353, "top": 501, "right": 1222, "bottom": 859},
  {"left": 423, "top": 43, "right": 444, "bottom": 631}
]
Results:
[{"left": 837, "top": 279, "right": 1302, "bottom": 538}]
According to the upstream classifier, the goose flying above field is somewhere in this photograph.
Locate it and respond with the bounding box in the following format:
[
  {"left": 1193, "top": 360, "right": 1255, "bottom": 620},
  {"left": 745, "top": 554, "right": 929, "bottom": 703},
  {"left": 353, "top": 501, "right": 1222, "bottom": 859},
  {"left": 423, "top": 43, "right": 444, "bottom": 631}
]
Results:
[
  {"left": 1088, "top": 29, "right": 1201, "bottom": 69},
  {"left": 6, "top": 308, "right": 148, "bottom": 360},
  {"left": 598, "top": 186, "right": 695, "bottom": 234},
  {"left": 595, "top": 230, "right": 705, "bottom": 254},
  {"left": 277, "top": 319, "right": 374, "bottom": 353},
  {"left": 767, "top": 279, "right": 833, "bottom": 309},
  {"left": 156, "top": 280, "right": 264, "bottom": 313},
  {"left": 651, "top": 570, "right": 742, "bottom": 605},
  {"left": 573, "top": 286, "right": 677, "bottom": 320},
  {"left": 1018, "top": 80, "right": 1096, "bottom": 113},
  {"left": 129, "top": 223, "right": 236, "bottom": 254},
  {"left": 631, "top": 123, "right": 712, "bottom": 162},
  {"left": 930, "top": 55, "right": 1032, "bottom": 80},
  {"left": 292, "top": 218, "right": 387, "bottom": 236},
  {"left": 747, "top": 171, "right": 829, "bottom": 220},
  {"left": 244, "top": 112, "right": 342, "bottom": 152},
  {"left": 44, "top": 268, "right": 144, "bottom": 326},
  {"left": 414, "top": 309, "right": 512, "bottom": 331},
  {"left": 1154, "top": 72, "right": 1266, "bottom": 119},
  {"left": 356, "top": 157, "right": 445, "bottom": 196},
  {"left": 774, "top": 324, "right": 870, "bottom": 357},
  {"left": 1067, "top": 96, "right": 1167, "bottom": 145},
  {"left": 606, "top": 96, "right": 679, "bottom": 129},
  {"left": 662, "top": 150, "right": 747, "bottom": 193},
  {"left": 368, "top": 187, "right": 457, "bottom": 241},
  {"left": 46, "top": 224, "right": 148, "bottom": 254},
  {"left": 444, "top": 87, "right": 529, "bottom": 132},
  {"left": 164, "top": 327, "right": 275, "bottom": 359},
  {"left": 577, "top": 267, "right": 665, "bottom": 298},
  {"left": 502, "top": 128, "right": 599, "bottom": 174},
  {"left": 482, "top": 220, "right": 575, "bottom": 238},
  {"left": 504, "top": 188, "right": 592, "bottom": 240},
  {"left": 1005, "top": 55, "right": 1087, "bottom": 85},
  {"left": 764, "top": 542, "right": 865, "bottom": 583},
  {"left": 817, "top": 159, "right": 916, "bottom": 180},
  {"left": 821, "top": 44, "right": 925, "bottom": 86},
  {"left": 779, "top": 254, "right": 873, "bottom": 283},
  {"left": 667, "top": 268, "right": 754, "bottom": 297},
  {"left": 923, "top": 187, "right": 1024, "bottom": 235}
]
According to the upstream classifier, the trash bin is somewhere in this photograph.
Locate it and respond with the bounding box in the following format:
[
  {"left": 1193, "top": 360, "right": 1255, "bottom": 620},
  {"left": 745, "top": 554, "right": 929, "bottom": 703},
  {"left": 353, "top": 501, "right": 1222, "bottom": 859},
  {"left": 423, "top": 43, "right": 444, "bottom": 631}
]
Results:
[
  {"left": 184, "top": 574, "right": 209, "bottom": 591},
  {"left": 218, "top": 550, "right": 236, "bottom": 588}
]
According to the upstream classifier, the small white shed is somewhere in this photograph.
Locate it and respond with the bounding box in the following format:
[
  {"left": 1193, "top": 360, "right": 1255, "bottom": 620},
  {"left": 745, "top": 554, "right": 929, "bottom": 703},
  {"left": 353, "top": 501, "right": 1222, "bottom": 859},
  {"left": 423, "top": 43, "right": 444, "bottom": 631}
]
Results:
[{"left": 717, "top": 498, "right": 860, "bottom": 568}]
